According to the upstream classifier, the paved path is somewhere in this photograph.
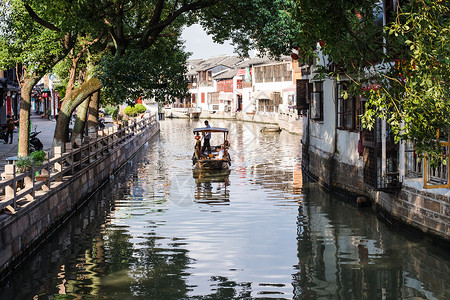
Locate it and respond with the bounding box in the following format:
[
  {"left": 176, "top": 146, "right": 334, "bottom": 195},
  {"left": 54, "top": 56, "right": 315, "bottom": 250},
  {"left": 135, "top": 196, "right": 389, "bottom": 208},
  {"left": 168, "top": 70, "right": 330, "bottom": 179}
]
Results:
[{"left": 0, "top": 113, "right": 57, "bottom": 173}]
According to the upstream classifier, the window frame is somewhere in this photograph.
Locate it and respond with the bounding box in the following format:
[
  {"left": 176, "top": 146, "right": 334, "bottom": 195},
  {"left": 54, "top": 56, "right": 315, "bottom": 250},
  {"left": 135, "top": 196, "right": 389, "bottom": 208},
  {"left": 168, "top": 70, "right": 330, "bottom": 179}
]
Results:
[
  {"left": 337, "top": 82, "right": 360, "bottom": 131},
  {"left": 310, "top": 81, "right": 323, "bottom": 121}
]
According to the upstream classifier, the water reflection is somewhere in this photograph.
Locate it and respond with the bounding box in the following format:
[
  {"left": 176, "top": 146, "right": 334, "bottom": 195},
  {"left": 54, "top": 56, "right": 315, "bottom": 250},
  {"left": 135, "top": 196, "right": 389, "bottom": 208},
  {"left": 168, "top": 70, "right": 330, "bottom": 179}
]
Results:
[
  {"left": 193, "top": 169, "right": 230, "bottom": 204},
  {"left": 293, "top": 182, "right": 450, "bottom": 300},
  {"left": 0, "top": 119, "right": 449, "bottom": 300}
]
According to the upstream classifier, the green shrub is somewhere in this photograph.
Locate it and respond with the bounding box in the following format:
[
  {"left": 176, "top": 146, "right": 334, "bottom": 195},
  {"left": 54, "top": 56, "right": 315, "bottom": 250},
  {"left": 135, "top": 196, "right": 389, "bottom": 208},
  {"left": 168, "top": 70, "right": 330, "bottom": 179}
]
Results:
[
  {"left": 16, "top": 151, "right": 47, "bottom": 172},
  {"left": 30, "top": 150, "right": 47, "bottom": 166},
  {"left": 104, "top": 105, "right": 118, "bottom": 116},
  {"left": 16, "top": 156, "right": 32, "bottom": 172},
  {"left": 135, "top": 103, "right": 147, "bottom": 114},
  {"left": 124, "top": 104, "right": 147, "bottom": 117},
  {"left": 124, "top": 106, "right": 136, "bottom": 117}
]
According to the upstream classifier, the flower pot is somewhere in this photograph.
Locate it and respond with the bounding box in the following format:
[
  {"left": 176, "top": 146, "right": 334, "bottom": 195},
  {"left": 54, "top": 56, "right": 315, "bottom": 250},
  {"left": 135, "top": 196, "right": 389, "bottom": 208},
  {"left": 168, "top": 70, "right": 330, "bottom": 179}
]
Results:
[{"left": 35, "top": 175, "right": 48, "bottom": 181}]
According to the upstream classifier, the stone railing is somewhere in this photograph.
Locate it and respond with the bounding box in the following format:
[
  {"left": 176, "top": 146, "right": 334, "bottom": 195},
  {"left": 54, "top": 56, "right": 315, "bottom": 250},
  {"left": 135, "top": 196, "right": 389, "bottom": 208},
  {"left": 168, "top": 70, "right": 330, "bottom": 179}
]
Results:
[{"left": 0, "top": 114, "right": 156, "bottom": 215}]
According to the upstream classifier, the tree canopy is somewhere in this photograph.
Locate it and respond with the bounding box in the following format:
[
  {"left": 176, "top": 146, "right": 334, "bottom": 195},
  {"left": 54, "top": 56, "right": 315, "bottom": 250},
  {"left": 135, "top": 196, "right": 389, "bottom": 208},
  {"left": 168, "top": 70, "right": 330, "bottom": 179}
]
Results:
[
  {"left": 284, "top": 0, "right": 450, "bottom": 161},
  {"left": 1, "top": 0, "right": 448, "bottom": 161}
]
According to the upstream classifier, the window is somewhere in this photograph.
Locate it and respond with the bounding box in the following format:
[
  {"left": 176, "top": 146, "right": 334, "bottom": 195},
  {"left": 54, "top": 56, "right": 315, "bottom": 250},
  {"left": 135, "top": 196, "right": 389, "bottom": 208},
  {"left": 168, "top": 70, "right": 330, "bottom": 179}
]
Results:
[
  {"left": 296, "top": 79, "right": 312, "bottom": 112},
  {"left": 208, "top": 93, "right": 219, "bottom": 105},
  {"left": 217, "top": 80, "right": 233, "bottom": 92},
  {"left": 310, "top": 81, "right": 323, "bottom": 121},
  {"left": 337, "top": 82, "right": 361, "bottom": 130}
]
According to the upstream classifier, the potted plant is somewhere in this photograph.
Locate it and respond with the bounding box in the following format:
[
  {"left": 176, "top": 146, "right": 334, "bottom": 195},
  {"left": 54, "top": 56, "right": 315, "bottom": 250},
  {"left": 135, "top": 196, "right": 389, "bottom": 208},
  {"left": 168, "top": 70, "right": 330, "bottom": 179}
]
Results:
[
  {"left": 30, "top": 150, "right": 46, "bottom": 166},
  {"left": 15, "top": 156, "right": 33, "bottom": 173},
  {"left": 30, "top": 151, "right": 48, "bottom": 181}
]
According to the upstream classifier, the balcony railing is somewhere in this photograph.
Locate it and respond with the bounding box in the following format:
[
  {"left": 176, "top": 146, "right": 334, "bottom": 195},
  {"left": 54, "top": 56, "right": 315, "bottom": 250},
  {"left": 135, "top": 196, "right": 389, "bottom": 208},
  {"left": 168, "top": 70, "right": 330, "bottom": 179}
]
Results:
[
  {"left": 198, "top": 80, "right": 213, "bottom": 87},
  {"left": 423, "top": 139, "right": 450, "bottom": 189},
  {"left": 405, "top": 137, "right": 450, "bottom": 189}
]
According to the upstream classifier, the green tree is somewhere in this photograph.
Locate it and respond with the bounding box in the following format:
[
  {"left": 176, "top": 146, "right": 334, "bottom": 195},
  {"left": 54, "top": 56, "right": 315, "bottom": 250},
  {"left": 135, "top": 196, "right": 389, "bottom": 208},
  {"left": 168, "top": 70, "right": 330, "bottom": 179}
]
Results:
[
  {"left": 363, "top": 0, "right": 450, "bottom": 163},
  {"left": 0, "top": 0, "right": 78, "bottom": 156},
  {"left": 274, "top": 0, "right": 450, "bottom": 161},
  {"left": 199, "top": 0, "right": 302, "bottom": 57},
  {"left": 51, "top": 0, "right": 220, "bottom": 148}
]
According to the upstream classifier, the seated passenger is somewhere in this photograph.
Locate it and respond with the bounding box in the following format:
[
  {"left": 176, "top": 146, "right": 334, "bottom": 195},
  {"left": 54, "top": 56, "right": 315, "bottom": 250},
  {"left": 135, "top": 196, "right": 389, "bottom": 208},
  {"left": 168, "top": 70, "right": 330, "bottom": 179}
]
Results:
[
  {"left": 195, "top": 133, "right": 202, "bottom": 156},
  {"left": 216, "top": 146, "right": 224, "bottom": 159}
]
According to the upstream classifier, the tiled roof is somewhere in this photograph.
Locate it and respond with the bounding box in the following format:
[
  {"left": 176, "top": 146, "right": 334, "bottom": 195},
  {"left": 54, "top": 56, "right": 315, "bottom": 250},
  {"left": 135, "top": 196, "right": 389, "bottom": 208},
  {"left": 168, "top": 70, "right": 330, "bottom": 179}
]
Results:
[
  {"left": 218, "top": 56, "right": 243, "bottom": 68},
  {"left": 197, "top": 55, "right": 229, "bottom": 70},
  {"left": 213, "top": 68, "right": 239, "bottom": 80},
  {"left": 186, "top": 59, "right": 204, "bottom": 76},
  {"left": 237, "top": 57, "right": 271, "bottom": 68},
  {"left": 187, "top": 54, "right": 291, "bottom": 76},
  {"left": 237, "top": 55, "right": 292, "bottom": 68}
]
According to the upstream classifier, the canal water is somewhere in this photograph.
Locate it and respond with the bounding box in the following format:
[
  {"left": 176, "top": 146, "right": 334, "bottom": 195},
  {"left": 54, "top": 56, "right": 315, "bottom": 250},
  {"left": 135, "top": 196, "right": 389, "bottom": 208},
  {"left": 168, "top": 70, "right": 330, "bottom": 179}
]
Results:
[{"left": 0, "top": 119, "right": 449, "bottom": 299}]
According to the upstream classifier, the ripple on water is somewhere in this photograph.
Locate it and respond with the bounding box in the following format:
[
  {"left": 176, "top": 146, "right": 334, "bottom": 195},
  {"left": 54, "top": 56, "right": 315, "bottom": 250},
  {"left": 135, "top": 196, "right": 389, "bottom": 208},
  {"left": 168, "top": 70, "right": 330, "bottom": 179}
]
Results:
[{"left": 1, "top": 120, "right": 449, "bottom": 300}]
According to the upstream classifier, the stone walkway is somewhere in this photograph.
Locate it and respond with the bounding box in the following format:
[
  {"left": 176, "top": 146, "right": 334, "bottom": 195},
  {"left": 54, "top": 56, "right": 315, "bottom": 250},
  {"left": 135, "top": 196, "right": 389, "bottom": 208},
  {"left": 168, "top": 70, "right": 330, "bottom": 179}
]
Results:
[{"left": 0, "top": 113, "right": 57, "bottom": 173}]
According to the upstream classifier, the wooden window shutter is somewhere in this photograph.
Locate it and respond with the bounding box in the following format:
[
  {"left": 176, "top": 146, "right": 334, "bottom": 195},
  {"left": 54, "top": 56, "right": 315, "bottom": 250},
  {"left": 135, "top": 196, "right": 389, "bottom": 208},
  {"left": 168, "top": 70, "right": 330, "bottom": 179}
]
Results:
[{"left": 296, "top": 79, "right": 310, "bottom": 110}]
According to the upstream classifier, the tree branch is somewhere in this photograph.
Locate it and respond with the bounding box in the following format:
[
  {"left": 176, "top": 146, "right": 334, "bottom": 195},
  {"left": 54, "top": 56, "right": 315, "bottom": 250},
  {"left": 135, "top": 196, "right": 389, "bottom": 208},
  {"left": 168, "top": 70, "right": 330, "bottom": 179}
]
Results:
[
  {"left": 140, "top": 0, "right": 216, "bottom": 48},
  {"left": 24, "top": 4, "right": 60, "bottom": 32}
]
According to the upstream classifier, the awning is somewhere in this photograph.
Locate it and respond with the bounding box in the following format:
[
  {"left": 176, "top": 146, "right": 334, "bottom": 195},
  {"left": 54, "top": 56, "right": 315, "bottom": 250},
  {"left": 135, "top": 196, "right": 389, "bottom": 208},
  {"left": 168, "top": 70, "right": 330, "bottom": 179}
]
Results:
[
  {"left": 218, "top": 92, "right": 233, "bottom": 101},
  {"left": 282, "top": 84, "right": 296, "bottom": 92},
  {"left": 193, "top": 127, "right": 229, "bottom": 133},
  {"left": 254, "top": 90, "right": 273, "bottom": 99}
]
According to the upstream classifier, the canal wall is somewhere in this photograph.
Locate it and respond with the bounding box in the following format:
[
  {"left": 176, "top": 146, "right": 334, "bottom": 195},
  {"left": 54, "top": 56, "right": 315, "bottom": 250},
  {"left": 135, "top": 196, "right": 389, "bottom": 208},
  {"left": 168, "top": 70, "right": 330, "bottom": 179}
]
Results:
[
  {"left": 302, "top": 147, "right": 450, "bottom": 243},
  {"left": 0, "top": 116, "right": 160, "bottom": 277}
]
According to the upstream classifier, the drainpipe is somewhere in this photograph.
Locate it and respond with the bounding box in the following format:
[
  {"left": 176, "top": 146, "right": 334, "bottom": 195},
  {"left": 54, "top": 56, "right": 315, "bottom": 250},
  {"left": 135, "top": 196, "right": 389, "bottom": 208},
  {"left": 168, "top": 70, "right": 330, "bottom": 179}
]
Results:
[
  {"left": 399, "top": 122, "right": 405, "bottom": 183},
  {"left": 329, "top": 78, "right": 338, "bottom": 189},
  {"left": 382, "top": 119, "right": 387, "bottom": 182}
]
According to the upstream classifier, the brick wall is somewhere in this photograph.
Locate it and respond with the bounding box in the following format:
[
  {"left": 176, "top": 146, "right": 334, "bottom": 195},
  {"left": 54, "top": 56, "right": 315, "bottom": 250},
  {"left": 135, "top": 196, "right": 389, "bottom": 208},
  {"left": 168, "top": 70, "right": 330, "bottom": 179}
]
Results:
[{"left": 303, "top": 145, "right": 450, "bottom": 242}]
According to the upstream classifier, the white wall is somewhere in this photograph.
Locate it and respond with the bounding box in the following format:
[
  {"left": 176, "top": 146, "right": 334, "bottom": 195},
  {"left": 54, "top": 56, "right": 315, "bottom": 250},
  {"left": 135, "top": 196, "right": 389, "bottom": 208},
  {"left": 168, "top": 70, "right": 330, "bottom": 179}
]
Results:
[
  {"left": 336, "top": 130, "right": 360, "bottom": 166},
  {"left": 253, "top": 81, "right": 292, "bottom": 92},
  {"left": 305, "top": 75, "right": 361, "bottom": 168},
  {"left": 308, "top": 78, "right": 336, "bottom": 157},
  {"left": 241, "top": 88, "right": 254, "bottom": 114},
  {"left": 192, "top": 86, "right": 216, "bottom": 111}
]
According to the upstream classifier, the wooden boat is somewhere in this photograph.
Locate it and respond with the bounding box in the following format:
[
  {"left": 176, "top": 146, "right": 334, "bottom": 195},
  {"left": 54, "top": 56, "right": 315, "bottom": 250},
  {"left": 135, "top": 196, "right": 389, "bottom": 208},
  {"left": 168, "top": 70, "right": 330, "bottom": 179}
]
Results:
[
  {"left": 260, "top": 125, "right": 281, "bottom": 132},
  {"left": 192, "top": 127, "right": 231, "bottom": 170}
]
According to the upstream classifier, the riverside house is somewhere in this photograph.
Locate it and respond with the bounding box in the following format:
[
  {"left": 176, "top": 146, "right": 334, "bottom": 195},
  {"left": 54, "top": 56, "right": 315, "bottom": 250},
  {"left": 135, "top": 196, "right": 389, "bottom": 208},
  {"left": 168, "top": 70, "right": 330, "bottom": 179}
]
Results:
[{"left": 299, "top": 4, "right": 449, "bottom": 242}]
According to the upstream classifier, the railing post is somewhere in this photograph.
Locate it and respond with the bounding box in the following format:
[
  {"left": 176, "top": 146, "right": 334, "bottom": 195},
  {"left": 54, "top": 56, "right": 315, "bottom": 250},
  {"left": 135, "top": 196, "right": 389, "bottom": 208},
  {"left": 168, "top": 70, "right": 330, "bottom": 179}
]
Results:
[
  {"left": 41, "top": 158, "right": 51, "bottom": 191},
  {"left": 98, "top": 130, "right": 105, "bottom": 156},
  {"left": 66, "top": 142, "right": 74, "bottom": 175},
  {"left": 108, "top": 127, "right": 113, "bottom": 151},
  {"left": 54, "top": 146, "right": 63, "bottom": 181},
  {"left": 24, "top": 167, "right": 34, "bottom": 201},
  {"left": 89, "top": 133, "right": 97, "bottom": 163},
  {"left": 4, "top": 164, "right": 17, "bottom": 212},
  {"left": 75, "top": 139, "right": 82, "bottom": 170}
]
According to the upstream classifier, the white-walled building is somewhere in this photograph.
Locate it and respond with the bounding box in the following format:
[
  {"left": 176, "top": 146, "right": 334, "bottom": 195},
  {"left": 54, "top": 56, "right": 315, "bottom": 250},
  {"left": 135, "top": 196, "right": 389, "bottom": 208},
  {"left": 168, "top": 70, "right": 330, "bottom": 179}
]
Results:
[
  {"left": 300, "top": 40, "right": 449, "bottom": 242},
  {"left": 186, "top": 55, "right": 243, "bottom": 112}
]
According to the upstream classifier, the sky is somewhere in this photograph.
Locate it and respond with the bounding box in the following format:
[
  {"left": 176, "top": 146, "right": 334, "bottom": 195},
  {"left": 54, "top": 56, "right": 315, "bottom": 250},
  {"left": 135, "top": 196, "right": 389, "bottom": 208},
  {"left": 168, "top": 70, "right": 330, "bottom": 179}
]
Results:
[{"left": 181, "top": 24, "right": 236, "bottom": 60}]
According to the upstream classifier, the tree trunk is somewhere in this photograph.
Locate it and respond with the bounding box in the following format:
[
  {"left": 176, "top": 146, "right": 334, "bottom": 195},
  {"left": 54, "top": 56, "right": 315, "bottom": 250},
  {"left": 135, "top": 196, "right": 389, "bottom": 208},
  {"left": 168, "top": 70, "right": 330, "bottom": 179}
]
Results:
[
  {"left": 53, "top": 77, "right": 102, "bottom": 149},
  {"left": 71, "top": 97, "right": 89, "bottom": 142},
  {"left": 18, "top": 75, "right": 41, "bottom": 157},
  {"left": 87, "top": 91, "right": 99, "bottom": 131}
]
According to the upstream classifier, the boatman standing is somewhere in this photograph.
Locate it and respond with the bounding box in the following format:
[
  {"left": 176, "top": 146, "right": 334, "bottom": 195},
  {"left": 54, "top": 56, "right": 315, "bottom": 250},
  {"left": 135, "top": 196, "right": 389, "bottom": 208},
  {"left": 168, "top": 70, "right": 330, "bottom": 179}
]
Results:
[{"left": 202, "top": 120, "right": 211, "bottom": 154}]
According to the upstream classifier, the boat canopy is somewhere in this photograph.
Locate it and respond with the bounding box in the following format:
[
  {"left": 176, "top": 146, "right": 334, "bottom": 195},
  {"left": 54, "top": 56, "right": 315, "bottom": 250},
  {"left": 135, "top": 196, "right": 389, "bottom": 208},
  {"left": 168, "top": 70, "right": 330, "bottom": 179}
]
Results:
[{"left": 193, "top": 127, "right": 229, "bottom": 133}]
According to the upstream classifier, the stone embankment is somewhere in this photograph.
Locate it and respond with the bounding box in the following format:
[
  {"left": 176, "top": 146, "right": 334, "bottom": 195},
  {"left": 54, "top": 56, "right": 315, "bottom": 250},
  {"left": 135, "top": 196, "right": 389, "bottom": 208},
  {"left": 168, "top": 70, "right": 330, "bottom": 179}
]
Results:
[
  {"left": 164, "top": 108, "right": 303, "bottom": 135},
  {"left": 0, "top": 115, "right": 159, "bottom": 278}
]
